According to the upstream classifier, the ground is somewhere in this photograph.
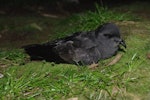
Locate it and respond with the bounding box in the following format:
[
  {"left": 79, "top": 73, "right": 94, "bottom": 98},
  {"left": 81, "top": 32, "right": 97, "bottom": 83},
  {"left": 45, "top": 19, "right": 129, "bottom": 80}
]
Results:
[{"left": 0, "top": 1, "right": 150, "bottom": 100}]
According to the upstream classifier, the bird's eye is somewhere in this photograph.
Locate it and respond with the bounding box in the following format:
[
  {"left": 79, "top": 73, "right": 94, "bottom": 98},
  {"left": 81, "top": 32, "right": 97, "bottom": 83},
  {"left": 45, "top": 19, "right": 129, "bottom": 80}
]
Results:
[{"left": 104, "top": 34, "right": 112, "bottom": 38}]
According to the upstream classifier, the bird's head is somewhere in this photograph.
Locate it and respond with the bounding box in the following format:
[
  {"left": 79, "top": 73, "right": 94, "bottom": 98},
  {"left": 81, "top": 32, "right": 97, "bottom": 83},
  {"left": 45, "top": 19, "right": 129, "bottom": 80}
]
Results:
[{"left": 96, "top": 23, "right": 126, "bottom": 48}]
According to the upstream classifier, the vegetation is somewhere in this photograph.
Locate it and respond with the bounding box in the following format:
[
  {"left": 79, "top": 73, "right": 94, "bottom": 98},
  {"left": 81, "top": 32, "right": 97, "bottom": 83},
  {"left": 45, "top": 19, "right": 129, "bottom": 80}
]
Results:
[
  {"left": 0, "top": 2, "right": 150, "bottom": 100},
  {"left": 53, "top": 5, "right": 135, "bottom": 39}
]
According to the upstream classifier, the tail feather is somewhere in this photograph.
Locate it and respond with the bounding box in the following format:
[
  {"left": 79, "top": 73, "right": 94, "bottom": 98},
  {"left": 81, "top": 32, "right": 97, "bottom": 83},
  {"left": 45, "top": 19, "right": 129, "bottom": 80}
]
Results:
[
  {"left": 23, "top": 44, "right": 46, "bottom": 60},
  {"left": 22, "top": 43, "right": 65, "bottom": 63}
]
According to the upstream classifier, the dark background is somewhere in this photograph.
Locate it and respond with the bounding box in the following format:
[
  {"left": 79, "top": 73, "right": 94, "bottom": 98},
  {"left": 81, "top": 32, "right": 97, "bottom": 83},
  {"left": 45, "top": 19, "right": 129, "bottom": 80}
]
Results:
[{"left": 0, "top": 0, "right": 150, "bottom": 15}]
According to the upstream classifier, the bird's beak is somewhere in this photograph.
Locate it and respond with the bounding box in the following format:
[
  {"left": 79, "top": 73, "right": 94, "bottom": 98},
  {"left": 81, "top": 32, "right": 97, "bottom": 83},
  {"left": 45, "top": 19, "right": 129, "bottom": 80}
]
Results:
[{"left": 120, "top": 40, "right": 126, "bottom": 48}]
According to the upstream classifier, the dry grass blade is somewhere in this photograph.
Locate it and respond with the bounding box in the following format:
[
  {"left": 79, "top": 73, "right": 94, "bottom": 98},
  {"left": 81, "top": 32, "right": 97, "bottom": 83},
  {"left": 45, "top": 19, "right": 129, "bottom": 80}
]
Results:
[
  {"left": 106, "top": 53, "right": 123, "bottom": 66},
  {"left": 67, "top": 97, "right": 78, "bottom": 100},
  {"left": 88, "top": 63, "right": 99, "bottom": 69},
  {"left": 0, "top": 73, "right": 4, "bottom": 78},
  {"left": 147, "top": 53, "right": 150, "bottom": 59},
  {"left": 40, "top": 13, "right": 59, "bottom": 18}
]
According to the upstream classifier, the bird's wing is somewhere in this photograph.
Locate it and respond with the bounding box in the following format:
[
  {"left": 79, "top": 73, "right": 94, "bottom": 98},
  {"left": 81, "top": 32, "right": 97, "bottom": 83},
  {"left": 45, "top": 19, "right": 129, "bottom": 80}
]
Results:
[{"left": 73, "top": 31, "right": 97, "bottom": 49}]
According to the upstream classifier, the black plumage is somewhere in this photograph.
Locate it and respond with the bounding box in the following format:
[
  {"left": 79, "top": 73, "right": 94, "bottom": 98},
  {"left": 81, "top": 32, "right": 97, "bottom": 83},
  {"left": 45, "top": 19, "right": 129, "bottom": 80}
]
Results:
[{"left": 23, "top": 23, "right": 126, "bottom": 65}]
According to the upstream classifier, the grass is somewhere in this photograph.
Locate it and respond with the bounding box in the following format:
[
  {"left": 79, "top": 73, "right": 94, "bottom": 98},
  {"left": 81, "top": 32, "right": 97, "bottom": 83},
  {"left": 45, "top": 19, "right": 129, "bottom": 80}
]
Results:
[
  {"left": 0, "top": 2, "right": 150, "bottom": 100},
  {"left": 52, "top": 5, "right": 135, "bottom": 39},
  {"left": 115, "top": 1, "right": 150, "bottom": 12},
  {"left": 0, "top": 33, "right": 149, "bottom": 99}
]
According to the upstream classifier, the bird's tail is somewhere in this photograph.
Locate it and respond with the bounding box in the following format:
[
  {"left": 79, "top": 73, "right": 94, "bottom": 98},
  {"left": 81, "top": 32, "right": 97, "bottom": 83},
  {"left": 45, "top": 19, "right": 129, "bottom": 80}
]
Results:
[
  {"left": 22, "top": 44, "right": 46, "bottom": 60},
  {"left": 22, "top": 43, "right": 65, "bottom": 63}
]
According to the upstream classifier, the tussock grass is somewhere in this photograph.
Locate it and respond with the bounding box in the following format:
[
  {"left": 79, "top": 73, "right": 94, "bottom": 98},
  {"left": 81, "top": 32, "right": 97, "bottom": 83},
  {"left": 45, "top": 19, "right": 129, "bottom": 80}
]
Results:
[{"left": 52, "top": 5, "right": 135, "bottom": 39}]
